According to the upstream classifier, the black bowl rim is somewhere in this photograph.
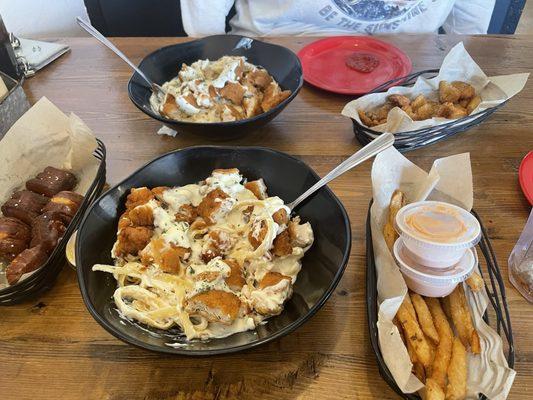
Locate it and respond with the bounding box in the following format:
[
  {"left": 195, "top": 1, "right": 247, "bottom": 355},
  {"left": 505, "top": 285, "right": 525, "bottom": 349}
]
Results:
[
  {"left": 127, "top": 34, "right": 304, "bottom": 127},
  {"left": 76, "top": 145, "right": 352, "bottom": 355}
]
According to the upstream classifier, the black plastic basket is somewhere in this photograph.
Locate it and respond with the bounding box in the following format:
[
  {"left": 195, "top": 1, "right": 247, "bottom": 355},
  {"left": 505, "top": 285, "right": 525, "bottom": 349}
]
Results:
[
  {"left": 352, "top": 70, "right": 507, "bottom": 152},
  {"left": 0, "top": 139, "right": 107, "bottom": 305},
  {"left": 365, "top": 202, "right": 514, "bottom": 399}
]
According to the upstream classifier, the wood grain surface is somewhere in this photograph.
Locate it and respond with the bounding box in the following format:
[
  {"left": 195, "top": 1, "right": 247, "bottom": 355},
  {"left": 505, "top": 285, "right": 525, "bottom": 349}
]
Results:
[{"left": 1, "top": 35, "right": 532, "bottom": 400}]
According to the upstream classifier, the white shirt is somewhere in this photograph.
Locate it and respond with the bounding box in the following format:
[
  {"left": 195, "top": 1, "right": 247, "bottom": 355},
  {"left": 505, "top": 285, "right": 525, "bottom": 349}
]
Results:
[{"left": 181, "top": 0, "right": 495, "bottom": 37}]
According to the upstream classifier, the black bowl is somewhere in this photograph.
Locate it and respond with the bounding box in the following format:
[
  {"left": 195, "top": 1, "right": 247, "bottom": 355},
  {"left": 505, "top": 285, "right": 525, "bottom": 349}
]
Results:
[
  {"left": 128, "top": 35, "right": 303, "bottom": 140},
  {"left": 76, "top": 146, "right": 351, "bottom": 355}
]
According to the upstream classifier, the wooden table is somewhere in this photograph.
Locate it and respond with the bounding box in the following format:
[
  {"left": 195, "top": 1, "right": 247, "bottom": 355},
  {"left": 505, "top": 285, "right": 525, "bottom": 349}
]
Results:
[{"left": 1, "top": 35, "right": 532, "bottom": 400}]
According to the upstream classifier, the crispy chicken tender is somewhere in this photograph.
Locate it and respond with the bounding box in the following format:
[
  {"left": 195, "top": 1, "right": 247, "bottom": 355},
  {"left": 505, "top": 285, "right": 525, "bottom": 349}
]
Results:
[
  {"left": 115, "top": 226, "right": 153, "bottom": 257},
  {"left": 141, "top": 238, "right": 190, "bottom": 273},
  {"left": 249, "top": 220, "right": 268, "bottom": 249},
  {"left": 245, "top": 179, "right": 268, "bottom": 200},
  {"left": 245, "top": 69, "right": 273, "bottom": 89},
  {"left": 201, "top": 230, "right": 234, "bottom": 263},
  {"left": 259, "top": 271, "right": 291, "bottom": 289},
  {"left": 272, "top": 208, "right": 289, "bottom": 226},
  {"left": 261, "top": 82, "right": 291, "bottom": 112},
  {"left": 224, "top": 258, "right": 245, "bottom": 291},
  {"left": 197, "top": 188, "right": 234, "bottom": 225},
  {"left": 175, "top": 204, "right": 198, "bottom": 224},
  {"left": 185, "top": 290, "right": 243, "bottom": 325},
  {"left": 128, "top": 204, "right": 154, "bottom": 226},
  {"left": 439, "top": 81, "right": 461, "bottom": 103},
  {"left": 219, "top": 82, "right": 245, "bottom": 105},
  {"left": 288, "top": 217, "right": 314, "bottom": 248},
  {"left": 272, "top": 230, "right": 292, "bottom": 256},
  {"left": 126, "top": 188, "right": 154, "bottom": 210}
]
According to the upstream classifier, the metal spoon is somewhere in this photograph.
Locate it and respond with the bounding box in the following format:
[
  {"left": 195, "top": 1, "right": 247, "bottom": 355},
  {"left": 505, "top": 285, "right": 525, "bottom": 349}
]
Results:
[
  {"left": 286, "top": 132, "right": 395, "bottom": 211},
  {"left": 76, "top": 17, "right": 165, "bottom": 98}
]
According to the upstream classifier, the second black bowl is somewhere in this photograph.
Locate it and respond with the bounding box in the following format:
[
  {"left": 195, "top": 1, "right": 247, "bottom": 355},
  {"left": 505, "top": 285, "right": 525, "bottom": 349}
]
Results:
[
  {"left": 128, "top": 35, "right": 303, "bottom": 140},
  {"left": 76, "top": 146, "right": 351, "bottom": 355}
]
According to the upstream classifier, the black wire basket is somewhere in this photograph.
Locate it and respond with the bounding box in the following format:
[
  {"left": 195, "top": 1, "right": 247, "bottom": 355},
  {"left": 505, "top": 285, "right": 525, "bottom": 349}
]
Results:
[
  {"left": 365, "top": 203, "right": 514, "bottom": 399},
  {"left": 352, "top": 69, "right": 507, "bottom": 152},
  {"left": 0, "top": 139, "right": 107, "bottom": 305}
]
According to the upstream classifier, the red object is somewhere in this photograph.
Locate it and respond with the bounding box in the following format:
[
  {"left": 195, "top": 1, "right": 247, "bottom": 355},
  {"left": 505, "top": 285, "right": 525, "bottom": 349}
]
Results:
[
  {"left": 298, "top": 36, "right": 412, "bottom": 95},
  {"left": 345, "top": 52, "right": 380, "bottom": 73},
  {"left": 519, "top": 150, "right": 533, "bottom": 205}
]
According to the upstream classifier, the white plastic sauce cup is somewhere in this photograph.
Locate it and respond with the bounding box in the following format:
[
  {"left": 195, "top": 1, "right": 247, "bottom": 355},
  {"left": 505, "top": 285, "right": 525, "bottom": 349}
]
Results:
[
  {"left": 393, "top": 238, "right": 476, "bottom": 297},
  {"left": 395, "top": 201, "right": 481, "bottom": 269}
]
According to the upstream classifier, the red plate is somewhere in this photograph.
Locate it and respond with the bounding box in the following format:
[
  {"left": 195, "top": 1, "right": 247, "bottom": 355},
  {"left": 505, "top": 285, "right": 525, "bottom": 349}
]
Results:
[
  {"left": 519, "top": 151, "right": 533, "bottom": 205},
  {"left": 298, "top": 36, "right": 412, "bottom": 95}
]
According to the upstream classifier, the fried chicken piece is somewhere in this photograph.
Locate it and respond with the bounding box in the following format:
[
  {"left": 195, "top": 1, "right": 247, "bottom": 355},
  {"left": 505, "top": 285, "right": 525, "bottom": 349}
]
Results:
[
  {"left": 439, "top": 81, "right": 461, "bottom": 103},
  {"left": 159, "top": 244, "right": 190, "bottom": 274},
  {"left": 128, "top": 204, "right": 154, "bottom": 226},
  {"left": 245, "top": 69, "right": 273, "bottom": 90},
  {"left": 151, "top": 186, "right": 169, "bottom": 201},
  {"left": 387, "top": 94, "right": 410, "bottom": 108},
  {"left": 358, "top": 110, "right": 380, "bottom": 127},
  {"left": 5, "top": 245, "right": 48, "bottom": 285},
  {"left": 248, "top": 220, "right": 268, "bottom": 249},
  {"left": 437, "top": 102, "right": 467, "bottom": 119},
  {"left": 242, "top": 95, "right": 263, "bottom": 118},
  {"left": 411, "top": 94, "right": 427, "bottom": 111},
  {"left": 185, "top": 290, "right": 243, "bottom": 325},
  {"left": 183, "top": 93, "right": 198, "bottom": 107},
  {"left": 466, "top": 95, "right": 481, "bottom": 114},
  {"left": 160, "top": 94, "right": 180, "bottom": 119},
  {"left": 197, "top": 188, "right": 234, "bottom": 225},
  {"left": 125, "top": 188, "right": 154, "bottom": 210},
  {"left": 208, "top": 85, "right": 218, "bottom": 99},
  {"left": 261, "top": 82, "right": 291, "bottom": 112},
  {"left": 415, "top": 102, "right": 438, "bottom": 120},
  {"left": 219, "top": 82, "right": 245, "bottom": 105},
  {"left": 402, "top": 105, "right": 417, "bottom": 120},
  {"left": 259, "top": 271, "right": 291, "bottom": 289},
  {"left": 201, "top": 230, "right": 234, "bottom": 263},
  {"left": 244, "top": 179, "right": 268, "bottom": 200},
  {"left": 175, "top": 204, "right": 198, "bottom": 224},
  {"left": 224, "top": 258, "right": 245, "bottom": 291},
  {"left": 272, "top": 208, "right": 289, "bottom": 226},
  {"left": 451, "top": 81, "right": 476, "bottom": 100},
  {"left": 226, "top": 104, "right": 244, "bottom": 120},
  {"left": 375, "top": 103, "right": 393, "bottom": 120},
  {"left": 272, "top": 230, "right": 292, "bottom": 257},
  {"left": 115, "top": 226, "right": 153, "bottom": 257}
]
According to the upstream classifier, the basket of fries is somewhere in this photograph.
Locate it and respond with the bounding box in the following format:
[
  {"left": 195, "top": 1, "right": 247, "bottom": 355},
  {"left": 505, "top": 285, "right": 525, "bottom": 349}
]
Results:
[
  {"left": 366, "top": 149, "right": 516, "bottom": 399},
  {"left": 341, "top": 42, "right": 529, "bottom": 152}
]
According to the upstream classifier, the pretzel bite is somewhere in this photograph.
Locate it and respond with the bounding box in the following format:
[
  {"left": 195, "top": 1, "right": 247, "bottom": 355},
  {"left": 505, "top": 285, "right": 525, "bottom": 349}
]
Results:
[
  {"left": 197, "top": 188, "right": 235, "bottom": 225},
  {"left": 30, "top": 212, "right": 67, "bottom": 253},
  {"left": 261, "top": 82, "right": 291, "bottom": 112},
  {"left": 451, "top": 81, "right": 475, "bottom": 100},
  {"left": 0, "top": 217, "right": 31, "bottom": 261},
  {"left": 245, "top": 179, "right": 268, "bottom": 200},
  {"left": 185, "top": 290, "right": 244, "bottom": 325},
  {"left": 41, "top": 191, "right": 84, "bottom": 224},
  {"left": 1, "top": 190, "right": 49, "bottom": 225},
  {"left": 6, "top": 245, "right": 48, "bottom": 285},
  {"left": 387, "top": 94, "right": 410, "bottom": 108},
  {"left": 439, "top": 81, "right": 461, "bottom": 103},
  {"left": 26, "top": 167, "right": 77, "bottom": 197}
]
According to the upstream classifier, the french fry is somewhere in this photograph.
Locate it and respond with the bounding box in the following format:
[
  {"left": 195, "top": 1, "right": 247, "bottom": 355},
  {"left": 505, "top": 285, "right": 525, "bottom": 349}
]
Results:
[
  {"left": 411, "top": 293, "right": 440, "bottom": 345},
  {"left": 426, "top": 378, "right": 446, "bottom": 400},
  {"left": 446, "top": 337, "right": 467, "bottom": 400},
  {"left": 426, "top": 297, "right": 453, "bottom": 390},
  {"left": 396, "top": 295, "right": 434, "bottom": 369},
  {"left": 441, "top": 296, "right": 452, "bottom": 321},
  {"left": 466, "top": 272, "right": 484, "bottom": 292},
  {"left": 448, "top": 286, "right": 480, "bottom": 353},
  {"left": 383, "top": 190, "right": 405, "bottom": 250}
]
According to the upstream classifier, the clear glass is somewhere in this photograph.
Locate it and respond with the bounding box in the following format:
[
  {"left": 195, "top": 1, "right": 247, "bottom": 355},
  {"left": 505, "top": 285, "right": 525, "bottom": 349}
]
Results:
[{"left": 508, "top": 208, "right": 533, "bottom": 303}]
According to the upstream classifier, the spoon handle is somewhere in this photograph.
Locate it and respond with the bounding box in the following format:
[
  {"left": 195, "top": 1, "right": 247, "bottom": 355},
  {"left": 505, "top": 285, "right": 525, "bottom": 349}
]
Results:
[
  {"left": 287, "top": 132, "right": 395, "bottom": 211},
  {"left": 76, "top": 17, "right": 154, "bottom": 88}
]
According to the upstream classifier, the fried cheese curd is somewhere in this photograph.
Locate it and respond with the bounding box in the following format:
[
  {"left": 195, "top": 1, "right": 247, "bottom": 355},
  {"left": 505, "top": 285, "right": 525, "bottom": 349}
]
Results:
[
  {"left": 93, "top": 169, "right": 313, "bottom": 340},
  {"left": 150, "top": 56, "right": 291, "bottom": 123},
  {"left": 358, "top": 80, "right": 481, "bottom": 127}
]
